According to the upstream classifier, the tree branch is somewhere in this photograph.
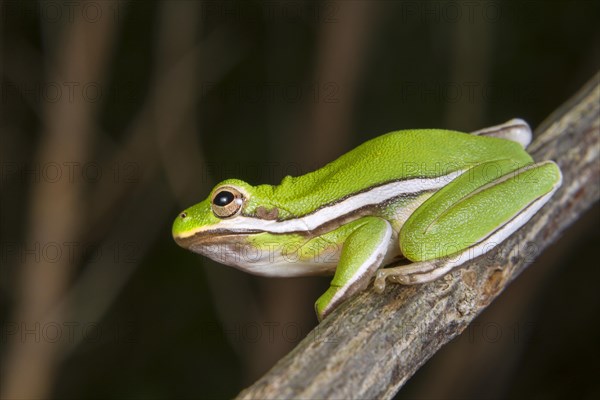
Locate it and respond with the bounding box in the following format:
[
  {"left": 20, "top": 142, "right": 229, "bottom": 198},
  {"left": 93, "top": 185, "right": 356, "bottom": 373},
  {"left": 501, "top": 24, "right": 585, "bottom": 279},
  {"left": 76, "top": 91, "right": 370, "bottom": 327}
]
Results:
[{"left": 236, "top": 72, "right": 600, "bottom": 400}]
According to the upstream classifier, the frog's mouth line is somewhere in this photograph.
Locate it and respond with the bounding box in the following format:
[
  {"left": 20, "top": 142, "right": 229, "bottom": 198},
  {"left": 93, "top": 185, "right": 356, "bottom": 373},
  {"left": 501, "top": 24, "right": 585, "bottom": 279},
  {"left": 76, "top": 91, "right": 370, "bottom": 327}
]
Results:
[
  {"left": 173, "top": 201, "right": 395, "bottom": 251},
  {"left": 173, "top": 229, "right": 263, "bottom": 249}
]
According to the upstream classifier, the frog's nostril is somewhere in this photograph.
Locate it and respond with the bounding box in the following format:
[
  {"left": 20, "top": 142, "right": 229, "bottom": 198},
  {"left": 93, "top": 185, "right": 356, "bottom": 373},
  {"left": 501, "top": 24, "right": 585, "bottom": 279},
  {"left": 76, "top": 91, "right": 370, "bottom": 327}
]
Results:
[{"left": 180, "top": 212, "right": 187, "bottom": 219}]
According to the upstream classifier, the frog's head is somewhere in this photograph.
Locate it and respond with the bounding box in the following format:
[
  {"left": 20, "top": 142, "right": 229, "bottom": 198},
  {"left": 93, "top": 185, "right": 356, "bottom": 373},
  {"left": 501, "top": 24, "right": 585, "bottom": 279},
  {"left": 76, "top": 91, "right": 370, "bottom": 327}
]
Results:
[
  {"left": 172, "top": 179, "right": 291, "bottom": 270},
  {"left": 173, "top": 179, "right": 258, "bottom": 244}
]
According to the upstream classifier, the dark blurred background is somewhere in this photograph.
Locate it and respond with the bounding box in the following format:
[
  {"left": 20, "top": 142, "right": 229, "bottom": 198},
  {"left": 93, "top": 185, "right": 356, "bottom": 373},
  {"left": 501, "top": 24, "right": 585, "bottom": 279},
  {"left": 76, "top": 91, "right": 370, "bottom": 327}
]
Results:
[{"left": 1, "top": 1, "right": 599, "bottom": 399}]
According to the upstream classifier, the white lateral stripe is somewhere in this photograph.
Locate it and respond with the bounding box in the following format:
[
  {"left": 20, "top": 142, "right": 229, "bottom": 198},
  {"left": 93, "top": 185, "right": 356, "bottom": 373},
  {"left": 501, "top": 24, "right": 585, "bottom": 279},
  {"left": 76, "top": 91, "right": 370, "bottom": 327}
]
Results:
[{"left": 179, "top": 170, "right": 466, "bottom": 238}]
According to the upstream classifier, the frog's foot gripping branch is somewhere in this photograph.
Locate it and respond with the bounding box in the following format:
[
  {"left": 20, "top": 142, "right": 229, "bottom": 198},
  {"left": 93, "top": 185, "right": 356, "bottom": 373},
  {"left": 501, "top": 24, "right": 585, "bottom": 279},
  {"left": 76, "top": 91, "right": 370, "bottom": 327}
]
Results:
[{"left": 471, "top": 118, "right": 532, "bottom": 148}]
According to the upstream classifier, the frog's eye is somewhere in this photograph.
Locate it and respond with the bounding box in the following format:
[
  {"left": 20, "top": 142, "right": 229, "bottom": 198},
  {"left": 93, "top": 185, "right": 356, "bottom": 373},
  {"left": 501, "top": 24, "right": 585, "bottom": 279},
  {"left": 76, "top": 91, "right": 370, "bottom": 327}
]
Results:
[{"left": 211, "top": 186, "right": 245, "bottom": 218}]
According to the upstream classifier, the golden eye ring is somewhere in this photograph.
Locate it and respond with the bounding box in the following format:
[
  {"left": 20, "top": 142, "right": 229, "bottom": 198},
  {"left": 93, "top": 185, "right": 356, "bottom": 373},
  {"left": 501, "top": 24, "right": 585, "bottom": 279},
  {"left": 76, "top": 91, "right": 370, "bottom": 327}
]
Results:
[{"left": 211, "top": 186, "right": 245, "bottom": 218}]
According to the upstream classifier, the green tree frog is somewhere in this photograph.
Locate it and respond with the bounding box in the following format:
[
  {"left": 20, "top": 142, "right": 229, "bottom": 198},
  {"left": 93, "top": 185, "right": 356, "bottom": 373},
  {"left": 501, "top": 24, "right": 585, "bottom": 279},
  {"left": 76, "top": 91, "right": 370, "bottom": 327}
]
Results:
[{"left": 173, "top": 119, "right": 562, "bottom": 320}]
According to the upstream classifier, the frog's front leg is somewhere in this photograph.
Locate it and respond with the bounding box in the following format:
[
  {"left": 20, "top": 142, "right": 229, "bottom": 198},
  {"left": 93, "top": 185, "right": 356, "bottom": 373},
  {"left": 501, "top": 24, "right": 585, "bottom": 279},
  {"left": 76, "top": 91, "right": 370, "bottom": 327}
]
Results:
[
  {"left": 374, "top": 160, "right": 562, "bottom": 291},
  {"left": 315, "top": 217, "right": 392, "bottom": 320}
]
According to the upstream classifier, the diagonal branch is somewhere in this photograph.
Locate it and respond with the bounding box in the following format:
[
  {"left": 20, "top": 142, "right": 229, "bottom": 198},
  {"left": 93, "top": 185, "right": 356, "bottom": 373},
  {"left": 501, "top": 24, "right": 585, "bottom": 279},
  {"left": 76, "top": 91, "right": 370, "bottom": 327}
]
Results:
[{"left": 236, "top": 71, "right": 600, "bottom": 400}]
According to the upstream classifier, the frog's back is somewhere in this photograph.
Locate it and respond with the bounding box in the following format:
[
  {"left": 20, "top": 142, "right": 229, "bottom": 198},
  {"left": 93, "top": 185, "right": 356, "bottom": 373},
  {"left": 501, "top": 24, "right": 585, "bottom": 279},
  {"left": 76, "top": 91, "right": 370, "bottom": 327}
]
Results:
[
  {"left": 341, "top": 129, "right": 530, "bottom": 174},
  {"left": 270, "top": 129, "right": 532, "bottom": 214}
]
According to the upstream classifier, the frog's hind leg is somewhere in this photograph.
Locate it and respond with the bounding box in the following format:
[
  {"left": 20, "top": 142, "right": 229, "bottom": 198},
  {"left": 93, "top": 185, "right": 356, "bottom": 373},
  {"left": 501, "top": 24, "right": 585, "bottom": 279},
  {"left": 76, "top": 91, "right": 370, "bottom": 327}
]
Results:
[
  {"left": 374, "top": 160, "right": 562, "bottom": 292},
  {"left": 471, "top": 118, "right": 532, "bottom": 148}
]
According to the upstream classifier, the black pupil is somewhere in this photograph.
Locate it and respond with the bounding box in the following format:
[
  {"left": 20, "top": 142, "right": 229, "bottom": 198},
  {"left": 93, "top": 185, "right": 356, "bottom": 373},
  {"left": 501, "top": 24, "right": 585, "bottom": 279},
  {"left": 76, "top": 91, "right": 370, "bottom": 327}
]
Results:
[{"left": 214, "top": 191, "right": 234, "bottom": 206}]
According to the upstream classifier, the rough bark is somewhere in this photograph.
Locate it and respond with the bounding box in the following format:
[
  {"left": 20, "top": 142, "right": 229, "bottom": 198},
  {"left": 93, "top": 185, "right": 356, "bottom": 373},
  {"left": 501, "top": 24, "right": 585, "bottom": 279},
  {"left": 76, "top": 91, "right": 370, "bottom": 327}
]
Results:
[{"left": 236, "top": 72, "right": 600, "bottom": 400}]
